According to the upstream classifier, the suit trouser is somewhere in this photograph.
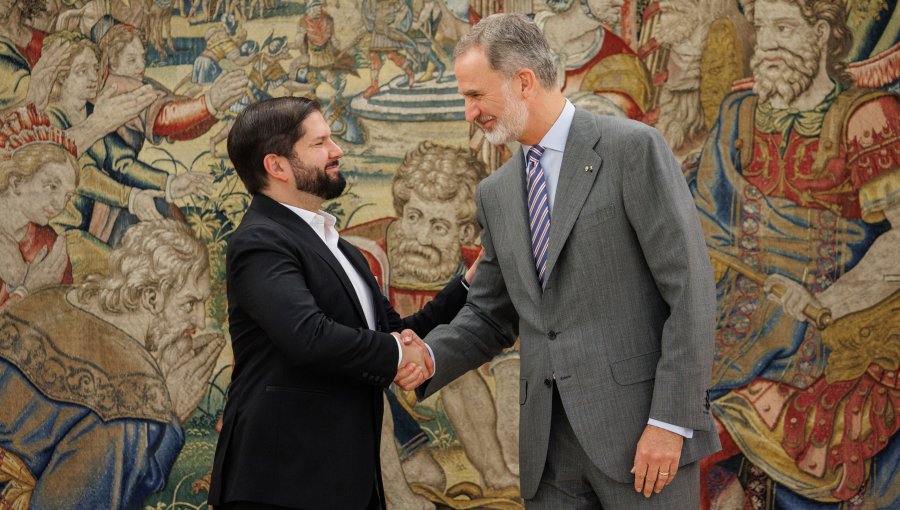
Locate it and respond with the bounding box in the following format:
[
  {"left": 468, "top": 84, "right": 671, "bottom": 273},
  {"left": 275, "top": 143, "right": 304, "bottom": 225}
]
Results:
[{"left": 526, "top": 384, "right": 700, "bottom": 509}]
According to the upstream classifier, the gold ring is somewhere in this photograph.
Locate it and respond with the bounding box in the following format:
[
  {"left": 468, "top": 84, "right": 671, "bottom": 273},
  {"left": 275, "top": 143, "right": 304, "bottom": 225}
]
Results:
[{"left": 659, "top": 472, "right": 669, "bottom": 476}]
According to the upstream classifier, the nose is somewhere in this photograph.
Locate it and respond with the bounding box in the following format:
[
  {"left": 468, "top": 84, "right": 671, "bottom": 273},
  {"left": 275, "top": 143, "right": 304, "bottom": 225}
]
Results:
[
  {"left": 51, "top": 191, "right": 67, "bottom": 211},
  {"left": 416, "top": 224, "right": 432, "bottom": 245},
  {"left": 755, "top": 28, "right": 776, "bottom": 48},
  {"left": 190, "top": 305, "right": 205, "bottom": 331},
  {"left": 329, "top": 139, "right": 344, "bottom": 159},
  {"left": 464, "top": 100, "right": 480, "bottom": 124}
]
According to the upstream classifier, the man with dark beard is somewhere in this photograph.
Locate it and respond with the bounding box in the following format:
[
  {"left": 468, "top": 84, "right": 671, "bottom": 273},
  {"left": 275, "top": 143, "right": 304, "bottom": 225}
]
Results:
[
  {"left": 208, "top": 98, "right": 473, "bottom": 510},
  {"left": 690, "top": 0, "right": 900, "bottom": 507},
  {"left": 0, "top": 219, "right": 224, "bottom": 509}
]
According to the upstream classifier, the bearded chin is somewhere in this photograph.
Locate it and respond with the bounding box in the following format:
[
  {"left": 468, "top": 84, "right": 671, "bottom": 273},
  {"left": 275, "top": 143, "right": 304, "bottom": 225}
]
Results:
[
  {"left": 484, "top": 87, "right": 529, "bottom": 146},
  {"left": 291, "top": 157, "right": 347, "bottom": 200},
  {"left": 388, "top": 229, "right": 462, "bottom": 286},
  {"left": 751, "top": 46, "right": 820, "bottom": 106},
  {"left": 146, "top": 322, "right": 189, "bottom": 358}
]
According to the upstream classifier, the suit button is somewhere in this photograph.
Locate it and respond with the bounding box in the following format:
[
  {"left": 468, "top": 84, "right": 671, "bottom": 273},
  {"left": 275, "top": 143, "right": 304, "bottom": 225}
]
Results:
[
  {"left": 547, "top": 331, "right": 557, "bottom": 340},
  {"left": 544, "top": 378, "right": 552, "bottom": 388}
]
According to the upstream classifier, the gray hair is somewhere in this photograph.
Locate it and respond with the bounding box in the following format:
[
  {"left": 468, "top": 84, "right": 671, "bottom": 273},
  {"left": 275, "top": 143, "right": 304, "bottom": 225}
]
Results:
[
  {"left": 454, "top": 13, "right": 557, "bottom": 90},
  {"left": 77, "top": 220, "right": 209, "bottom": 314}
]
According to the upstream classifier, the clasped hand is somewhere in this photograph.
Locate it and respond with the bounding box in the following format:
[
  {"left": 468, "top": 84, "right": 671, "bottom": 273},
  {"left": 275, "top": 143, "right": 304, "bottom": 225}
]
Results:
[{"left": 392, "top": 329, "right": 433, "bottom": 391}]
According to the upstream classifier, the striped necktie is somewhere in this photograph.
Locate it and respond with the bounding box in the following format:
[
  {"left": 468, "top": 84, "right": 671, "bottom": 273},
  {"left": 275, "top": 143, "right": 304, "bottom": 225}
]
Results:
[{"left": 526, "top": 145, "right": 551, "bottom": 287}]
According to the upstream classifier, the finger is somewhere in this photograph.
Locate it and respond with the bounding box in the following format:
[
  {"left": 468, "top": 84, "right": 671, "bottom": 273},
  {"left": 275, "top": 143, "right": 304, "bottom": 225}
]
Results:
[
  {"left": 395, "top": 372, "right": 421, "bottom": 390},
  {"left": 96, "top": 83, "right": 118, "bottom": 102},
  {"left": 666, "top": 464, "right": 678, "bottom": 487},
  {"left": 394, "top": 362, "right": 417, "bottom": 379},
  {"left": 653, "top": 466, "right": 668, "bottom": 494},
  {"left": 32, "top": 246, "right": 49, "bottom": 263},
  {"left": 394, "top": 367, "right": 422, "bottom": 389},
  {"left": 400, "top": 329, "right": 416, "bottom": 345},
  {"left": 632, "top": 463, "right": 647, "bottom": 494},
  {"left": 643, "top": 465, "right": 659, "bottom": 497}
]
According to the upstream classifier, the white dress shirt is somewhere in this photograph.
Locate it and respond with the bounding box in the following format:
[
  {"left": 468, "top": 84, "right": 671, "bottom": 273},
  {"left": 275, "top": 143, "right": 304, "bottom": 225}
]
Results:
[
  {"left": 280, "top": 202, "right": 405, "bottom": 366},
  {"left": 521, "top": 100, "right": 694, "bottom": 439}
]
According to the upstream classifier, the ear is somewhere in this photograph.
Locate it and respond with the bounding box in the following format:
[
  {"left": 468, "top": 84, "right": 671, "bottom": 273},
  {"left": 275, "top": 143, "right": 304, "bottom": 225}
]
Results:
[
  {"left": 141, "top": 287, "right": 165, "bottom": 314},
  {"left": 515, "top": 68, "right": 539, "bottom": 99},
  {"left": 459, "top": 223, "right": 476, "bottom": 245},
  {"left": 814, "top": 20, "right": 829, "bottom": 48},
  {"left": 263, "top": 154, "right": 291, "bottom": 185},
  {"left": 8, "top": 175, "right": 24, "bottom": 194}
]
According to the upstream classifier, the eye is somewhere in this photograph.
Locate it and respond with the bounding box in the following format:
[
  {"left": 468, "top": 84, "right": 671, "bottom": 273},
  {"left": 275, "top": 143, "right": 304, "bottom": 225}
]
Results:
[
  {"left": 432, "top": 223, "right": 448, "bottom": 236},
  {"left": 406, "top": 211, "right": 420, "bottom": 222}
]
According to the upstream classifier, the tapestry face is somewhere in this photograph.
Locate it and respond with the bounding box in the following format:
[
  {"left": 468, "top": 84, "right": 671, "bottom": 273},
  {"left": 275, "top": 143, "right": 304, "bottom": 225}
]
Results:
[{"left": 0, "top": 0, "right": 897, "bottom": 508}]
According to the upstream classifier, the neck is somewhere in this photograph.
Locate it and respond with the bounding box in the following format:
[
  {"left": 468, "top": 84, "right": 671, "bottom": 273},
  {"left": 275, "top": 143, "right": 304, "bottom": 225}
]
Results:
[
  {"left": 262, "top": 188, "right": 324, "bottom": 213},
  {"left": 519, "top": 92, "right": 567, "bottom": 146},
  {"left": 57, "top": 96, "right": 88, "bottom": 122}
]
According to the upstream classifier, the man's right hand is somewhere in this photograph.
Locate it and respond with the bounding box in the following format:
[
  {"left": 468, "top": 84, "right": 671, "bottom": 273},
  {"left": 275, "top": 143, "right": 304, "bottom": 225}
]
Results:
[{"left": 394, "top": 329, "right": 433, "bottom": 390}]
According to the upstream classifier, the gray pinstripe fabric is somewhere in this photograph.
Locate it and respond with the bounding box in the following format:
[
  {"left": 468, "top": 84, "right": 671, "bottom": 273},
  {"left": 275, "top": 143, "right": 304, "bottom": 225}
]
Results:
[
  {"left": 526, "top": 384, "right": 700, "bottom": 509},
  {"left": 418, "top": 109, "right": 721, "bottom": 502}
]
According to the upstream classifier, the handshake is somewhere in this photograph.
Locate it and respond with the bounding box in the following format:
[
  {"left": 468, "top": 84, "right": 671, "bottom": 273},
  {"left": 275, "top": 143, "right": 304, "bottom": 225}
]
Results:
[{"left": 392, "top": 329, "right": 434, "bottom": 391}]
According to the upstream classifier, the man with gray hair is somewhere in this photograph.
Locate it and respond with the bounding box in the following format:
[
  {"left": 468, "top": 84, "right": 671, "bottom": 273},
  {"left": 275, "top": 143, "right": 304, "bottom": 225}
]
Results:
[{"left": 400, "top": 13, "right": 720, "bottom": 508}]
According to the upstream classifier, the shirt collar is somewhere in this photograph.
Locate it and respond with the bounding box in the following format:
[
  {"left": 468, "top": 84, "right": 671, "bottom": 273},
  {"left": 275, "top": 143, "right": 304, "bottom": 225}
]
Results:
[
  {"left": 522, "top": 99, "right": 575, "bottom": 155},
  {"left": 279, "top": 202, "right": 337, "bottom": 230}
]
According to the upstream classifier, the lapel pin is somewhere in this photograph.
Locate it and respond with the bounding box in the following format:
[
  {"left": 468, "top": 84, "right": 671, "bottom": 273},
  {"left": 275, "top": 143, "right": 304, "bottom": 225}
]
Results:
[{"left": 584, "top": 165, "right": 593, "bottom": 173}]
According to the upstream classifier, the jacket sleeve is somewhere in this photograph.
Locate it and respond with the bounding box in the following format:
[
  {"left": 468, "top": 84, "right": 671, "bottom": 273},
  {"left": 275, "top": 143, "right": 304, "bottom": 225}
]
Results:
[
  {"left": 380, "top": 276, "right": 469, "bottom": 337},
  {"left": 416, "top": 187, "right": 519, "bottom": 399},
  {"left": 622, "top": 125, "right": 716, "bottom": 431},
  {"left": 227, "top": 225, "right": 400, "bottom": 386}
]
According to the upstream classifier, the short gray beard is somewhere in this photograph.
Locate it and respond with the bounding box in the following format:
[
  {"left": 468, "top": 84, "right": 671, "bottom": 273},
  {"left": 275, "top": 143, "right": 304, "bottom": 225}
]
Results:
[
  {"left": 751, "top": 44, "right": 820, "bottom": 106},
  {"left": 484, "top": 81, "right": 529, "bottom": 146}
]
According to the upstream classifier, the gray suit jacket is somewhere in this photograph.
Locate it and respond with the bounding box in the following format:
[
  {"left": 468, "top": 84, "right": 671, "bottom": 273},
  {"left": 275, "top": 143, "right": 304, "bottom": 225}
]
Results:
[{"left": 418, "top": 109, "right": 720, "bottom": 498}]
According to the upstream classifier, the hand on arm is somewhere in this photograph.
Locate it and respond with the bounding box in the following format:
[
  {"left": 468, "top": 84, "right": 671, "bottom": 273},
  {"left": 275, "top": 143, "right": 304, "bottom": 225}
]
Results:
[{"left": 463, "top": 247, "right": 484, "bottom": 286}]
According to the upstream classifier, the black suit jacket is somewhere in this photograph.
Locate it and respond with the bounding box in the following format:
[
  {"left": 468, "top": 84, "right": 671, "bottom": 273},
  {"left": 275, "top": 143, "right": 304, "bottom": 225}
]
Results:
[{"left": 208, "top": 195, "right": 468, "bottom": 509}]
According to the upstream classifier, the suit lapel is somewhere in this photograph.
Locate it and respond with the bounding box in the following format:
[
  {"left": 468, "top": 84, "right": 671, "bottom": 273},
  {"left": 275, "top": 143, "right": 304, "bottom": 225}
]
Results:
[
  {"left": 497, "top": 150, "right": 543, "bottom": 303},
  {"left": 250, "top": 195, "right": 369, "bottom": 326},
  {"left": 543, "top": 110, "right": 603, "bottom": 285}
]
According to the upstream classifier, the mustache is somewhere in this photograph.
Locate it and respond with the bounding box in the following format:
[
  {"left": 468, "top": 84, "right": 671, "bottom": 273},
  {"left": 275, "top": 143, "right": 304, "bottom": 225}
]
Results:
[
  {"left": 392, "top": 238, "right": 442, "bottom": 263},
  {"left": 474, "top": 115, "right": 496, "bottom": 129},
  {"left": 754, "top": 46, "right": 808, "bottom": 64},
  {"left": 324, "top": 159, "right": 340, "bottom": 170}
]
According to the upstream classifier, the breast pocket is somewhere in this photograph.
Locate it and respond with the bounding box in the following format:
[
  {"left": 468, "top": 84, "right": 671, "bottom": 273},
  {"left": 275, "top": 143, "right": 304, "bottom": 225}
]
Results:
[
  {"left": 574, "top": 205, "right": 616, "bottom": 234},
  {"left": 520, "top": 378, "right": 528, "bottom": 405}
]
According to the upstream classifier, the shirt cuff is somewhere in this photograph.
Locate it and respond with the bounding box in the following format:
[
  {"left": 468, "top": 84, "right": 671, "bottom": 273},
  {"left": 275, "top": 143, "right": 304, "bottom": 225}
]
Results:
[
  {"left": 424, "top": 343, "right": 435, "bottom": 380},
  {"left": 648, "top": 419, "right": 693, "bottom": 439},
  {"left": 391, "top": 332, "right": 403, "bottom": 367}
]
